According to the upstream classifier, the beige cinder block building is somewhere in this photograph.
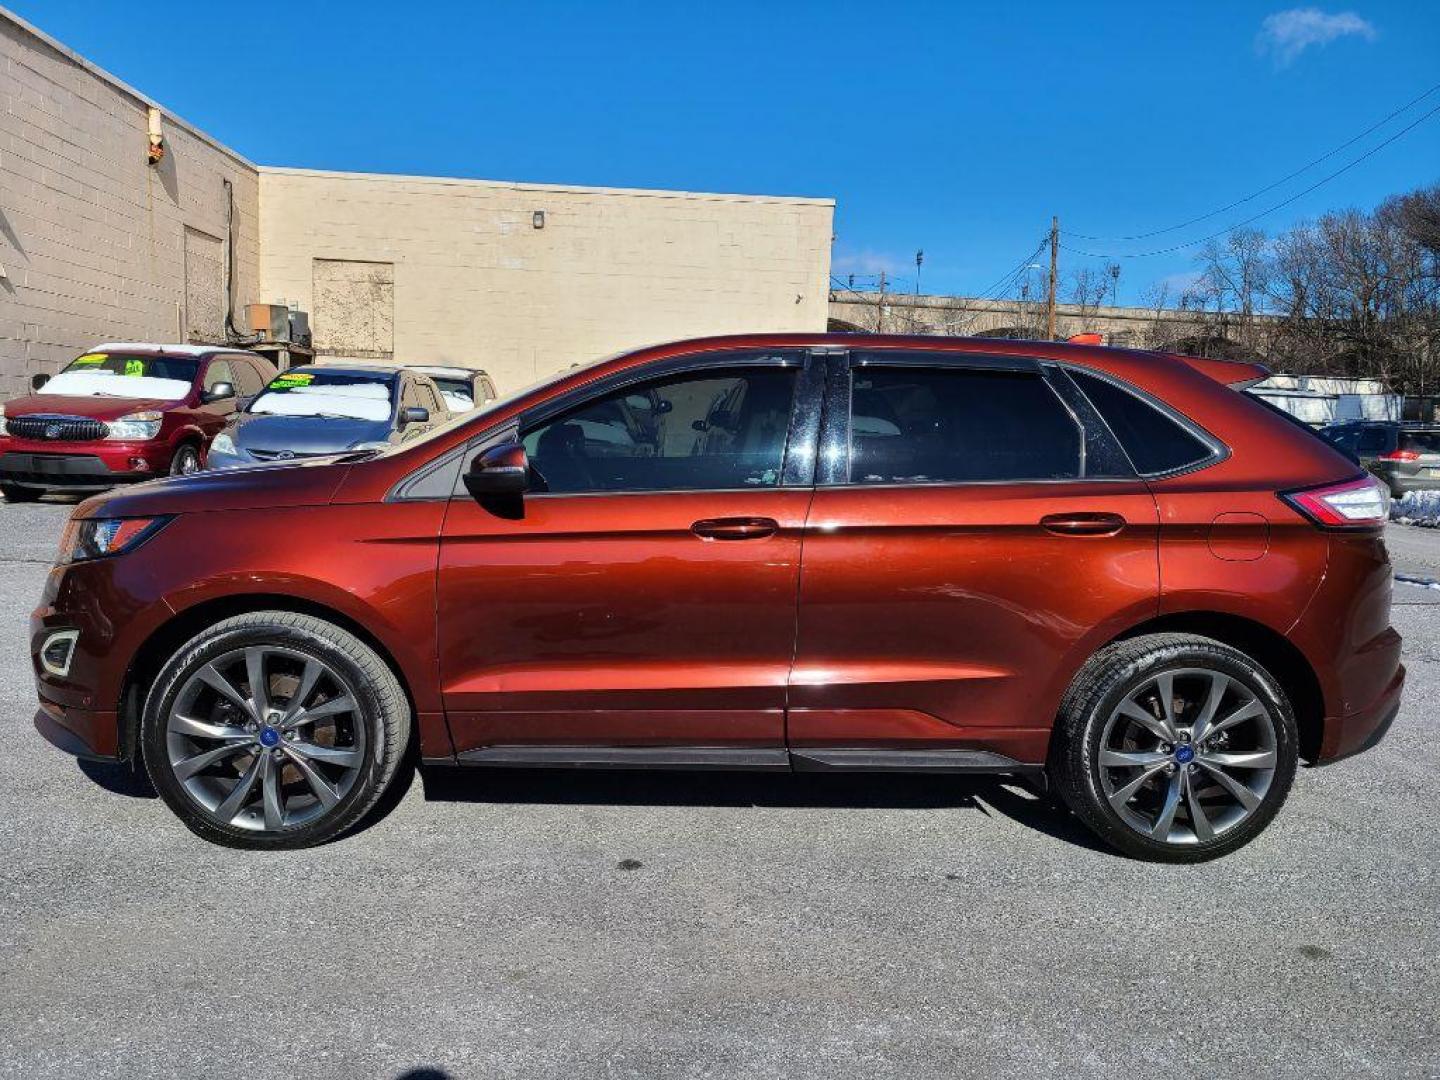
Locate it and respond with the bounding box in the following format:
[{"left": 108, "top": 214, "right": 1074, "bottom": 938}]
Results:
[
  {"left": 0, "top": 7, "right": 833, "bottom": 399},
  {"left": 259, "top": 168, "right": 834, "bottom": 390}
]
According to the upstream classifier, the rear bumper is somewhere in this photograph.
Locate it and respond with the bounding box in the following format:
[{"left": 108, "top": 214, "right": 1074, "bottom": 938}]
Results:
[{"left": 1315, "top": 660, "right": 1405, "bottom": 765}]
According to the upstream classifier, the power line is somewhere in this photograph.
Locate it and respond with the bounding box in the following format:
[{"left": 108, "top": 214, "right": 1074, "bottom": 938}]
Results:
[
  {"left": 1070, "top": 79, "right": 1440, "bottom": 242},
  {"left": 1062, "top": 100, "right": 1440, "bottom": 260}
]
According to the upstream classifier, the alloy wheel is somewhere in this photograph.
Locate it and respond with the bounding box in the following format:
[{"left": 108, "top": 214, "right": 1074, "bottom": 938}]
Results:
[
  {"left": 1097, "top": 667, "right": 1278, "bottom": 845},
  {"left": 163, "top": 646, "right": 368, "bottom": 832}
]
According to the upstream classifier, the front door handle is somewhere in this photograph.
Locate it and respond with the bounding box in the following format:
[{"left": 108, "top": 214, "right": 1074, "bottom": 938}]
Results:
[
  {"left": 1040, "top": 512, "right": 1127, "bottom": 537},
  {"left": 691, "top": 516, "right": 779, "bottom": 541}
]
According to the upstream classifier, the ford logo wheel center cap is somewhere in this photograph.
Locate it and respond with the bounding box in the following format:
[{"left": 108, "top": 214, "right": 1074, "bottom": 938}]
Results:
[
  {"left": 1174, "top": 744, "right": 1196, "bottom": 764},
  {"left": 258, "top": 726, "right": 281, "bottom": 748}
]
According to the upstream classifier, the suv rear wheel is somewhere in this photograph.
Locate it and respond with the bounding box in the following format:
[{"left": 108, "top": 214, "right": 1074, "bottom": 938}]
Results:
[
  {"left": 141, "top": 612, "right": 410, "bottom": 849},
  {"left": 1050, "top": 633, "right": 1298, "bottom": 862}
]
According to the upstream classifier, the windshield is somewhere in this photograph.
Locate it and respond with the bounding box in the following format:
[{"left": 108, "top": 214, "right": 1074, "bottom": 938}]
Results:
[
  {"left": 249, "top": 371, "right": 395, "bottom": 422},
  {"left": 42, "top": 352, "right": 197, "bottom": 401}
]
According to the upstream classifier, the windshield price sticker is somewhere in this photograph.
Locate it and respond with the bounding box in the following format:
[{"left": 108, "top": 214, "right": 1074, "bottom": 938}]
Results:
[
  {"left": 270, "top": 373, "right": 315, "bottom": 390},
  {"left": 122, "top": 358, "right": 145, "bottom": 377}
]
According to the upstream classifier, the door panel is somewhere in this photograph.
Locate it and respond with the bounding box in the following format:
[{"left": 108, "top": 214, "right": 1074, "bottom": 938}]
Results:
[
  {"left": 436, "top": 352, "right": 818, "bottom": 754},
  {"left": 788, "top": 353, "right": 1159, "bottom": 765},
  {"left": 438, "top": 489, "right": 810, "bottom": 751},
  {"left": 789, "top": 483, "right": 1159, "bottom": 762}
]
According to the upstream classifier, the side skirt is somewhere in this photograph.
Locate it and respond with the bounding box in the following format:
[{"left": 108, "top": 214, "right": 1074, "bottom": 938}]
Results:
[{"left": 444, "top": 745, "right": 1042, "bottom": 777}]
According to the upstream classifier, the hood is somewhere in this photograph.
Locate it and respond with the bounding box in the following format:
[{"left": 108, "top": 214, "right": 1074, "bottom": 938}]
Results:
[
  {"left": 4, "top": 393, "right": 179, "bottom": 420},
  {"left": 77, "top": 455, "right": 354, "bottom": 519},
  {"left": 230, "top": 412, "right": 391, "bottom": 453}
]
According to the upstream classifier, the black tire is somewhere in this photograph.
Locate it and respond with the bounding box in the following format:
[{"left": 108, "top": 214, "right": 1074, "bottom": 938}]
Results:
[
  {"left": 1, "top": 482, "right": 43, "bottom": 503},
  {"left": 169, "top": 443, "right": 202, "bottom": 476},
  {"left": 141, "top": 611, "right": 411, "bottom": 849},
  {"left": 1049, "top": 633, "right": 1298, "bottom": 863}
]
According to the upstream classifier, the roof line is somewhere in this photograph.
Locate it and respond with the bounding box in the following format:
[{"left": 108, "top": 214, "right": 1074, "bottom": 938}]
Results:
[
  {"left": 1, "top": 5, "right": 256, "bottom": 171},
  {"left": 257, "top": 166, "right": 836, "bottom": 206}
]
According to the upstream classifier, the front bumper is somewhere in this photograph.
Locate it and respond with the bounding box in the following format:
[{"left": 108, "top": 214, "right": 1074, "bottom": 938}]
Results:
[
  {"left": 34, "top": 699, "right": 120, "bottom": 761},
  {"left": 0, "top": 439, "right": 168, "bottom": 488}
]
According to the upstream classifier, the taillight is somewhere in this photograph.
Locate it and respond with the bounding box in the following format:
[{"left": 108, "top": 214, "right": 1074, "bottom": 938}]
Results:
[
  {"left": 1281, "top": 474, "right": 1390, "bottom": 529},
  {"left": 1378, "top": 449, "right": 1420, "bottom": 462}
]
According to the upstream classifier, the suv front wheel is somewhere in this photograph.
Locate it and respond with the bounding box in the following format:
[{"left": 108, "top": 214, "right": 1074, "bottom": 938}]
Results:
[
  {"left": 1050, "top": 633, "right": 1298, "bottom": 862},
  {"left": 141, "top": 611, "right": 410, "bottom": 849}
]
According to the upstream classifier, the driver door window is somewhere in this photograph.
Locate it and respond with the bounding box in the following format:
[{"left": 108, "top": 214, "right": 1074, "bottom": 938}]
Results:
[{"left": 521, "top": 367, "right": 797, "bottom": 494}]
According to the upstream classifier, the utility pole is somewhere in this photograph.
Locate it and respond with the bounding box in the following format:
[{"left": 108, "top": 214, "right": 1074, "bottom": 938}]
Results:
[
  {"left": 877, "top": 270, "right": 887, "bottom": 333},
  {"left": 1046, "top": 215, "right": 1059, "bottom": 341}
]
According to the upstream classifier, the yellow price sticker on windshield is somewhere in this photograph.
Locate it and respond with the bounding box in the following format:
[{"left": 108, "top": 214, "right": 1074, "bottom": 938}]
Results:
[
  {"left": 122, "top": 358, "right": 145, "bottom": 377},
  {"left": 270, "top": 373, "right": 314, "bottom": 389},
  {"left": 72, "top": 353, "right": 108, "bottom": 367}
]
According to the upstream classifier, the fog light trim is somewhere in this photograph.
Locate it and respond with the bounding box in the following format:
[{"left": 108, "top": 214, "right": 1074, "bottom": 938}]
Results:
[{"left": 40, "top": 629, "right": 79, "bottom": 677}]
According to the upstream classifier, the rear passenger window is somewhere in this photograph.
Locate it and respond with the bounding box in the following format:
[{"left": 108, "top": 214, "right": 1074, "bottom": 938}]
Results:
[
  {"left": 1069, "top": 369, "right": 1214, "bottom": 475},
  {"left": 1357, "top": 428, "right": 1389, "bottom": 455},
  {"left": 849, "top": 367, "right": 1081, "bottom": 484}
]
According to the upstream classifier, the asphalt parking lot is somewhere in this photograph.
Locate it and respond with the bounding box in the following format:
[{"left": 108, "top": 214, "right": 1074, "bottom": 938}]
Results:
[{"left": 0, "top": 498, "right": 1437, "bottom": 1080}]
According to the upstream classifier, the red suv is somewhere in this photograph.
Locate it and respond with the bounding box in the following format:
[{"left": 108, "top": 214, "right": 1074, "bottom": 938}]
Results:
[
  {"left": 30, "top": 335, "right": 1404, "bottom": 860},
  {"left": 0, "top": 344, "right": 276, "bottom": 499}
]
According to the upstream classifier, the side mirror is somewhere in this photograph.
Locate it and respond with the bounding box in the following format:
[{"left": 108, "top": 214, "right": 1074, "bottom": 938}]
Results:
[
  {"left": 400, "top": 405, "right": 429, "bottom": 427},
  {"left": 464, "top": 441, "right": 529, "bottom": 498},
  {"left": 31, "top": 373, "right": 50, "bottom": 391},
  {"left": 202, "top": 381, "right": 234, "bottom": 404}
]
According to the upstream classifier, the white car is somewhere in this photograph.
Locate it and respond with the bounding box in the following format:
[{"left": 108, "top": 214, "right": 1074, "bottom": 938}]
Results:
[{"left": 406, "top": 366, "right": 497, "bottom": 414}]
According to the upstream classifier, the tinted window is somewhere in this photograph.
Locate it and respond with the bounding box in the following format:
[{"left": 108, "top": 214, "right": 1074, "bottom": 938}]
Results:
[
  {"left": 523, "top": 366, "right": 797, "bottom": 494},
  {"left": 1322, "top": 426, "right": 1358, "bottom": 452},
  {"left": 1070, "top": 369, "right": 1213, "bottom": 475},
  {"left": 849, "top": 367, "right": 1081, "bottom": 484},
  {"left": 1356, "top": 427, "right": 1389, "bottom": 455},
  {"left": 1401, "top": 430, "right": 1440, "bottom": 454}
]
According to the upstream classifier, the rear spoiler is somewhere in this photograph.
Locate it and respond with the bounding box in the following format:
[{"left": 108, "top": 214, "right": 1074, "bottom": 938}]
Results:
[{"left": 1164, "top": 353, "right": 1270, "bottom": 389}]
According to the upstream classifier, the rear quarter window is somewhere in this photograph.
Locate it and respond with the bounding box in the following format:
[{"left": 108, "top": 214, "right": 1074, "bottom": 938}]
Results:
[{"left": 1069, "top": 369, "right": 1215, "bottom": 476}]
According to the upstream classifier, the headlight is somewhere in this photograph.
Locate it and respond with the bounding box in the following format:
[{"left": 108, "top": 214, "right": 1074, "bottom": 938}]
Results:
[
  {"left": 105, "top": 412, "right": 163, "bottom": 440},
  {"left": 210, "top": 432, "right": 236, "bottom": 456},
  {"left": 56, "top": 516, "right": 170, "bottom": 564},
  {"left": 348, "top": 440, "right": 390, "bottom": 450}
]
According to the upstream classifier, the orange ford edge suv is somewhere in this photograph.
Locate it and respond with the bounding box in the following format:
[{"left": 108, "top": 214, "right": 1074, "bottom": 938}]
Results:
[{"left": 31, "top": 335, "right": 1404, "bottom": 860}]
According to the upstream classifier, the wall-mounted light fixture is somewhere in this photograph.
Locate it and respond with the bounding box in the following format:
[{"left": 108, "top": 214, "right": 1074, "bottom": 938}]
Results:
[
  {"left": 146, "top": 106, "right": 165, "bottom": 165},
  {"left": 532, "top": 210, "right": 545, "bottom": 229}
]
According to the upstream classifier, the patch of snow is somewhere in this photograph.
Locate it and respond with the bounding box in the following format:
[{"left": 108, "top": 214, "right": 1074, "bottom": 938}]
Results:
[
  {"left": 1391, "top": 490, "right": 1440, "bottom": 528},
  {"left": 250, "top": 383, "right": 392, "bottom": 422},
  {"left": 41, "top": 370, "right": 191, "bottom": 400},
  {"left": 1396, "top": 573, "right": 1440, "bottom": 591}
]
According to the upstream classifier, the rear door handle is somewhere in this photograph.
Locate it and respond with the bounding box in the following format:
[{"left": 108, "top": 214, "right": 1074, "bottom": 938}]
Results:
[
  {"left": 691, "top": 516, "right": 779, "bottom": 541},
  {"left": 1040, "top": 512, "right": 1127, "bottom": 537}
]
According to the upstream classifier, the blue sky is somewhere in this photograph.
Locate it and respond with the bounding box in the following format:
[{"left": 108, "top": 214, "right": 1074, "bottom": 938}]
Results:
[{"left": 15, "top": 0, "right": 1440, "bottom": 303}]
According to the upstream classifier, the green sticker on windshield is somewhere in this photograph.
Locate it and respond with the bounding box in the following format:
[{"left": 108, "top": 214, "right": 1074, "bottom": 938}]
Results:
[
  {"left": 122, "top": 358, "right": 145, "bottom": 377},
  {"left": 269, "top": 373, "right": 314, "bottom": 389},
  {"left": 71, "top": 353, "right": 108, "bottom": 367}
]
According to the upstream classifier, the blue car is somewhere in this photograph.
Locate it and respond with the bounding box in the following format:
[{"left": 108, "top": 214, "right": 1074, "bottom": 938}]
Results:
[{"left": 207, "top": 364, "right": 448, "bottom": 469}]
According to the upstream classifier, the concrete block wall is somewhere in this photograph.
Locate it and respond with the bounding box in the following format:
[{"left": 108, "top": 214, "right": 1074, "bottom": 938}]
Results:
[
  {"left": 259, "top": 168, "right": 834, "bottom": 393},
  {"left": 0, "top": 9, "right": 259, "bottom": 400}
]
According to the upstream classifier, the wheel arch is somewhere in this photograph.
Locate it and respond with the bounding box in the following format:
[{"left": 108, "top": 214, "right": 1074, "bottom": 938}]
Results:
[
  {"left": 1104, "top": 610, "right": 1326, "bottom": 764},
  {"left": 118, "top": 593, "right": 419, "bottom": 765}
]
